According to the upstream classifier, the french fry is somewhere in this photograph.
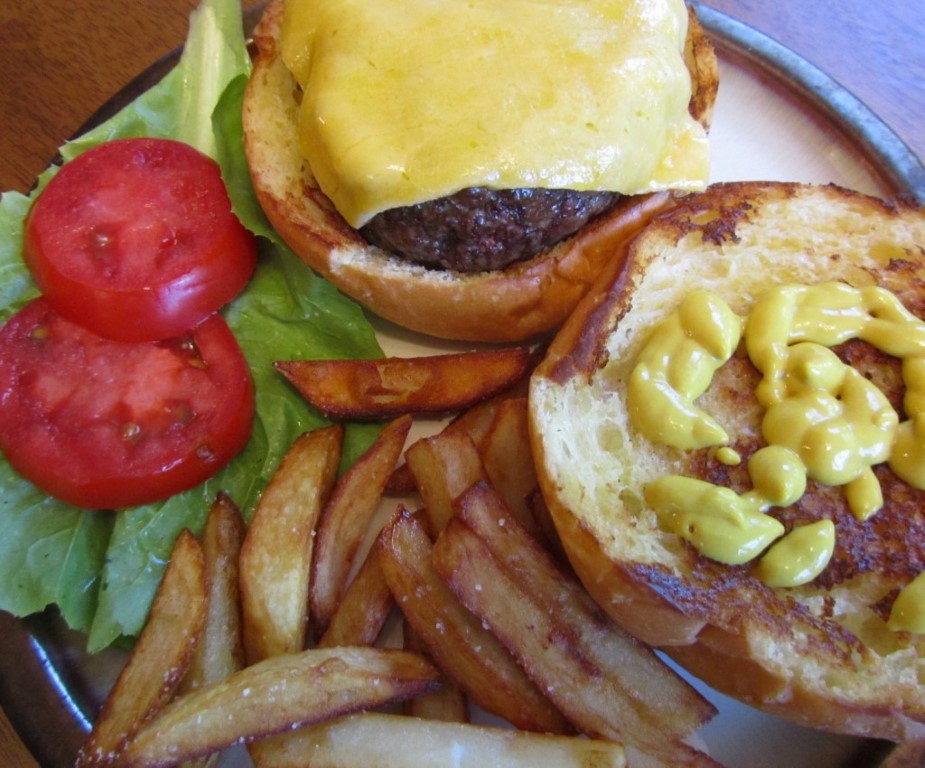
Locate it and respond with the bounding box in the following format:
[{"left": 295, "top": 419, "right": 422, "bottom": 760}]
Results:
[
  {"left": 376, "top": 507, "right": 570, "bottom": 734},
  {"left": 239, "top": 425, "right": 343, "bottom": 664},
  {"left": 310, "top": 415, "right": 411, "bottom": 637},
  {"left": 181, "top": 493, "right": 246, "bottom": 694},
  {"left": 119, "top": 648, "right": 441, "bottom": 768},
  {"left": 404, "top": 430, "right": 486, "bottom": 532},
  {"left": 476, "top": 396, "right": 542, "bottom": 537},
  {"left": 76, "top": 530, "right": 207, "bottom": 767},
  {"left": 453, "top": 483, "right": 716, "bottom": 735},
  {"left": 239, "top": 426, "right": 343, "bottom": 768},
  {"left": 316, "top": 544, "right": 395, "bottom": 648},
  {"left": 384, "top": 460, "right": 417, "bottom": 496},
  {"left": 405, "top": 676, "right": 469, "bottom": 725},
  {"left": 274, "top": 347, "right": 533, "bottom": 420},
  {"left": 263, "top": 712, "right": 628, "bottom": 768},
  {"left": 385, "top": 380, "right": 528, "bottom": 496},
  {"left": 442, "top": 377, "right": 529, "bottom": 446},
  {"left": 403, "top": 620, "right": 469, "bottom": 723},
  {"left": 178, "top": 494, "right": 246, "bottom": 768},
  {"left": 525, "top": 486, "right": 568, "bottom": 563},
  {"left": 432, "top": 482, "right": 718, "bottom": 766}
]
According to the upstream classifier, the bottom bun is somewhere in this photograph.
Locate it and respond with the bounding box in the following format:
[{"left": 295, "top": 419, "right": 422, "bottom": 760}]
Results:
[
  {"left": 530, "top": 181, "right": 925, "bottom": 741},
  {"left": 242, "top": 0, "right": 698, "bottom": 343}
]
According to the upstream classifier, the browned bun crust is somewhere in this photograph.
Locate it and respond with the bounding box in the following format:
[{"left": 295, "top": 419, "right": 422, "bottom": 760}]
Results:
[
  {"left": 529, "top": 181, "right": 925, "bottom": 741},
  {"left": 243, "top": 0, "right": 717, "bottom": 342}
]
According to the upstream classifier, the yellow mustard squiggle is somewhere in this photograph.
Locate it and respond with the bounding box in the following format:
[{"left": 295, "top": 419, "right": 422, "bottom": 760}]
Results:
[{"left": 630, "top": 282, "right": 925, "bottom": 616}]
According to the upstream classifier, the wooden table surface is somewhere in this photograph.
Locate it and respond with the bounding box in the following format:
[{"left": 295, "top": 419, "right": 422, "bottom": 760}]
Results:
[{"left": 0, "top": 0, "right": 923, "bottom": 764}]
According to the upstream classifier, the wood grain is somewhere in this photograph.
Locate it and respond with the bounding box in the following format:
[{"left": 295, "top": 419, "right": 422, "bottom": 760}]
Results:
[
  {"left": 0, "top": 0, "right": 263, "bottom": 193},
  {"left": 0, "top": 707, "right": 38, "bottom": 768}
]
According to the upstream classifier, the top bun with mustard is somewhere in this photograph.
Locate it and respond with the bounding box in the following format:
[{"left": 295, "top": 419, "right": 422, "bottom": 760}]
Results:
[{"left": 243, "top": 0, "right": 718, "bottom": 342}]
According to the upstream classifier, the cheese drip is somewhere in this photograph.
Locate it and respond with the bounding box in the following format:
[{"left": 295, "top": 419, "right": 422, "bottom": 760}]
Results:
[{"left": 280, "top": 0, "right": 710, "bottom": 228}]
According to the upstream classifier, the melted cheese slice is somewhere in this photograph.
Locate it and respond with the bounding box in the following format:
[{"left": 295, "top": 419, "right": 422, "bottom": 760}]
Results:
[{"left": 281, "top": 0, "right": 710, "bottom": 228}]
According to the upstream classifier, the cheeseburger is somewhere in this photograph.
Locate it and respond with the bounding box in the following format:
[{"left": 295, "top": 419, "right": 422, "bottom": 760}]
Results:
[{"left": 243, "top": 0, "right": 718, "bottom": 342}]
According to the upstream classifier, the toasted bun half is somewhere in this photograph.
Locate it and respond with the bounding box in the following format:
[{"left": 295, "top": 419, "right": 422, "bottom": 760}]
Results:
[
  {"left": 529, "top": 181, "right": 925, "bottom": 741},
  {"left": 242, "top": 0, "right": 718, "bottom": 342}
]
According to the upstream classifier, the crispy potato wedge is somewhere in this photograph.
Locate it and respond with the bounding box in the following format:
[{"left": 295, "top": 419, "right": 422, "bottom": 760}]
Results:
[
  {"left": 376, "top": 508, "right": 569, "bottom": 734},
  {"left": 275, "top": 347, "right": 533, "bottom": 420},
  {"left": 181, "top": 493, "right": 246, "bottom": 695},
  {"left": 120, "top": 647, "right": 440, "bottom": 768},
  {"left": 316, "top": 544, "right": 394, "bottom": 648},
  {"left": 405, "top": 430, "right": 486, "bottom": 532},
  {"left": 239, "top": 425, "right": 343, "bottom": 663},
  {"left": 433, "top": 483, "right": 718, "bottom": 765},
  {"left": 76, "top": 530, "right": 207, "bottom": 767},
  {"left": 259, "top": 712, "right": 627, "bottom": 768},
  {"left": 310, "top": 415, "right": 411, "bottom": 637}
]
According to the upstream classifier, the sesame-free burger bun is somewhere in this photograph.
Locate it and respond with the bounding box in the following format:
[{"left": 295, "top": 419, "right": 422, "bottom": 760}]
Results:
[{"left": 242, "top": 0, "right": 718, "bottom": 342}]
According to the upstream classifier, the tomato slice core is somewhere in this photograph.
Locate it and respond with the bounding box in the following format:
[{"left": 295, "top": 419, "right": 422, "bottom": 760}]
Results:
[
  {"left": 24, "top": 137, "right": 257, "bottom": 342},
  {"left": 0, "top": 298, "right": 254, "bottom": 509}
]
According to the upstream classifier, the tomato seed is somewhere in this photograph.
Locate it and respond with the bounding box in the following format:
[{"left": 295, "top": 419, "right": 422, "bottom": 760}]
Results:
[
  {"left": 195, "top": 443, "right": 216, "bottom": 462},
  {"left": 30, "top": 325, "right": 51, "bottom": 342},
  {"left": 159, "top": 228, "right": 178, "bottom": 249},
  {"left": 167, "top": 403, "right": 196, "bottom": 426},
  {"left": 89, "top": 227, "right": 118, "bottom": 277}
]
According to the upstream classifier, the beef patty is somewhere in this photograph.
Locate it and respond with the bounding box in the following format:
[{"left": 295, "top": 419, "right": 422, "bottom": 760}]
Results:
[{"left": 360, "top": 186, "right": 622, "bottom": 272}]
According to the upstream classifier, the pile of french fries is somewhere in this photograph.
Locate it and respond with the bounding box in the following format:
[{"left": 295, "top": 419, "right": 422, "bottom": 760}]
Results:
[{"left": 76, "top": 347, "right": 720, "bottom": 768}]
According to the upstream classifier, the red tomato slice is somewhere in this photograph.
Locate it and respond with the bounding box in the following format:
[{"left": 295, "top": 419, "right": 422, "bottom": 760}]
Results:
[
  {"left": 0, "top": 298, "right": 254, "bottom": 510},
  {"left": 24, "top": 137, "right": 257, "bottom": 343}
]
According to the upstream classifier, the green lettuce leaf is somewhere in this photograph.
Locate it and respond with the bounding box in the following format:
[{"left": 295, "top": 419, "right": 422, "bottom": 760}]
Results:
[
  {"left": 0, "top": 191, "right": 37, "bottom": 324},
  {"left": 60, "top": 0, "right": 250, "bottom": 161},
  {"left": 0, "top": 461, "right": 114, "bottom": 635},
  {"left": 212, "top": 73, "right": 278, "bottom": 240},
  {"left": 0, "top": 0, "right": 383, "bottom": 652}
]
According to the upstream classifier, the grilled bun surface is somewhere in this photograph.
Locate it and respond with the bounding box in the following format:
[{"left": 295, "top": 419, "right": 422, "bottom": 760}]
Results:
[
  {"left": 242, "top": 0, "right": 718, "bottom": 342},
  {"left": 529, "top": 181, "right": 925, "bottom": 741}
]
